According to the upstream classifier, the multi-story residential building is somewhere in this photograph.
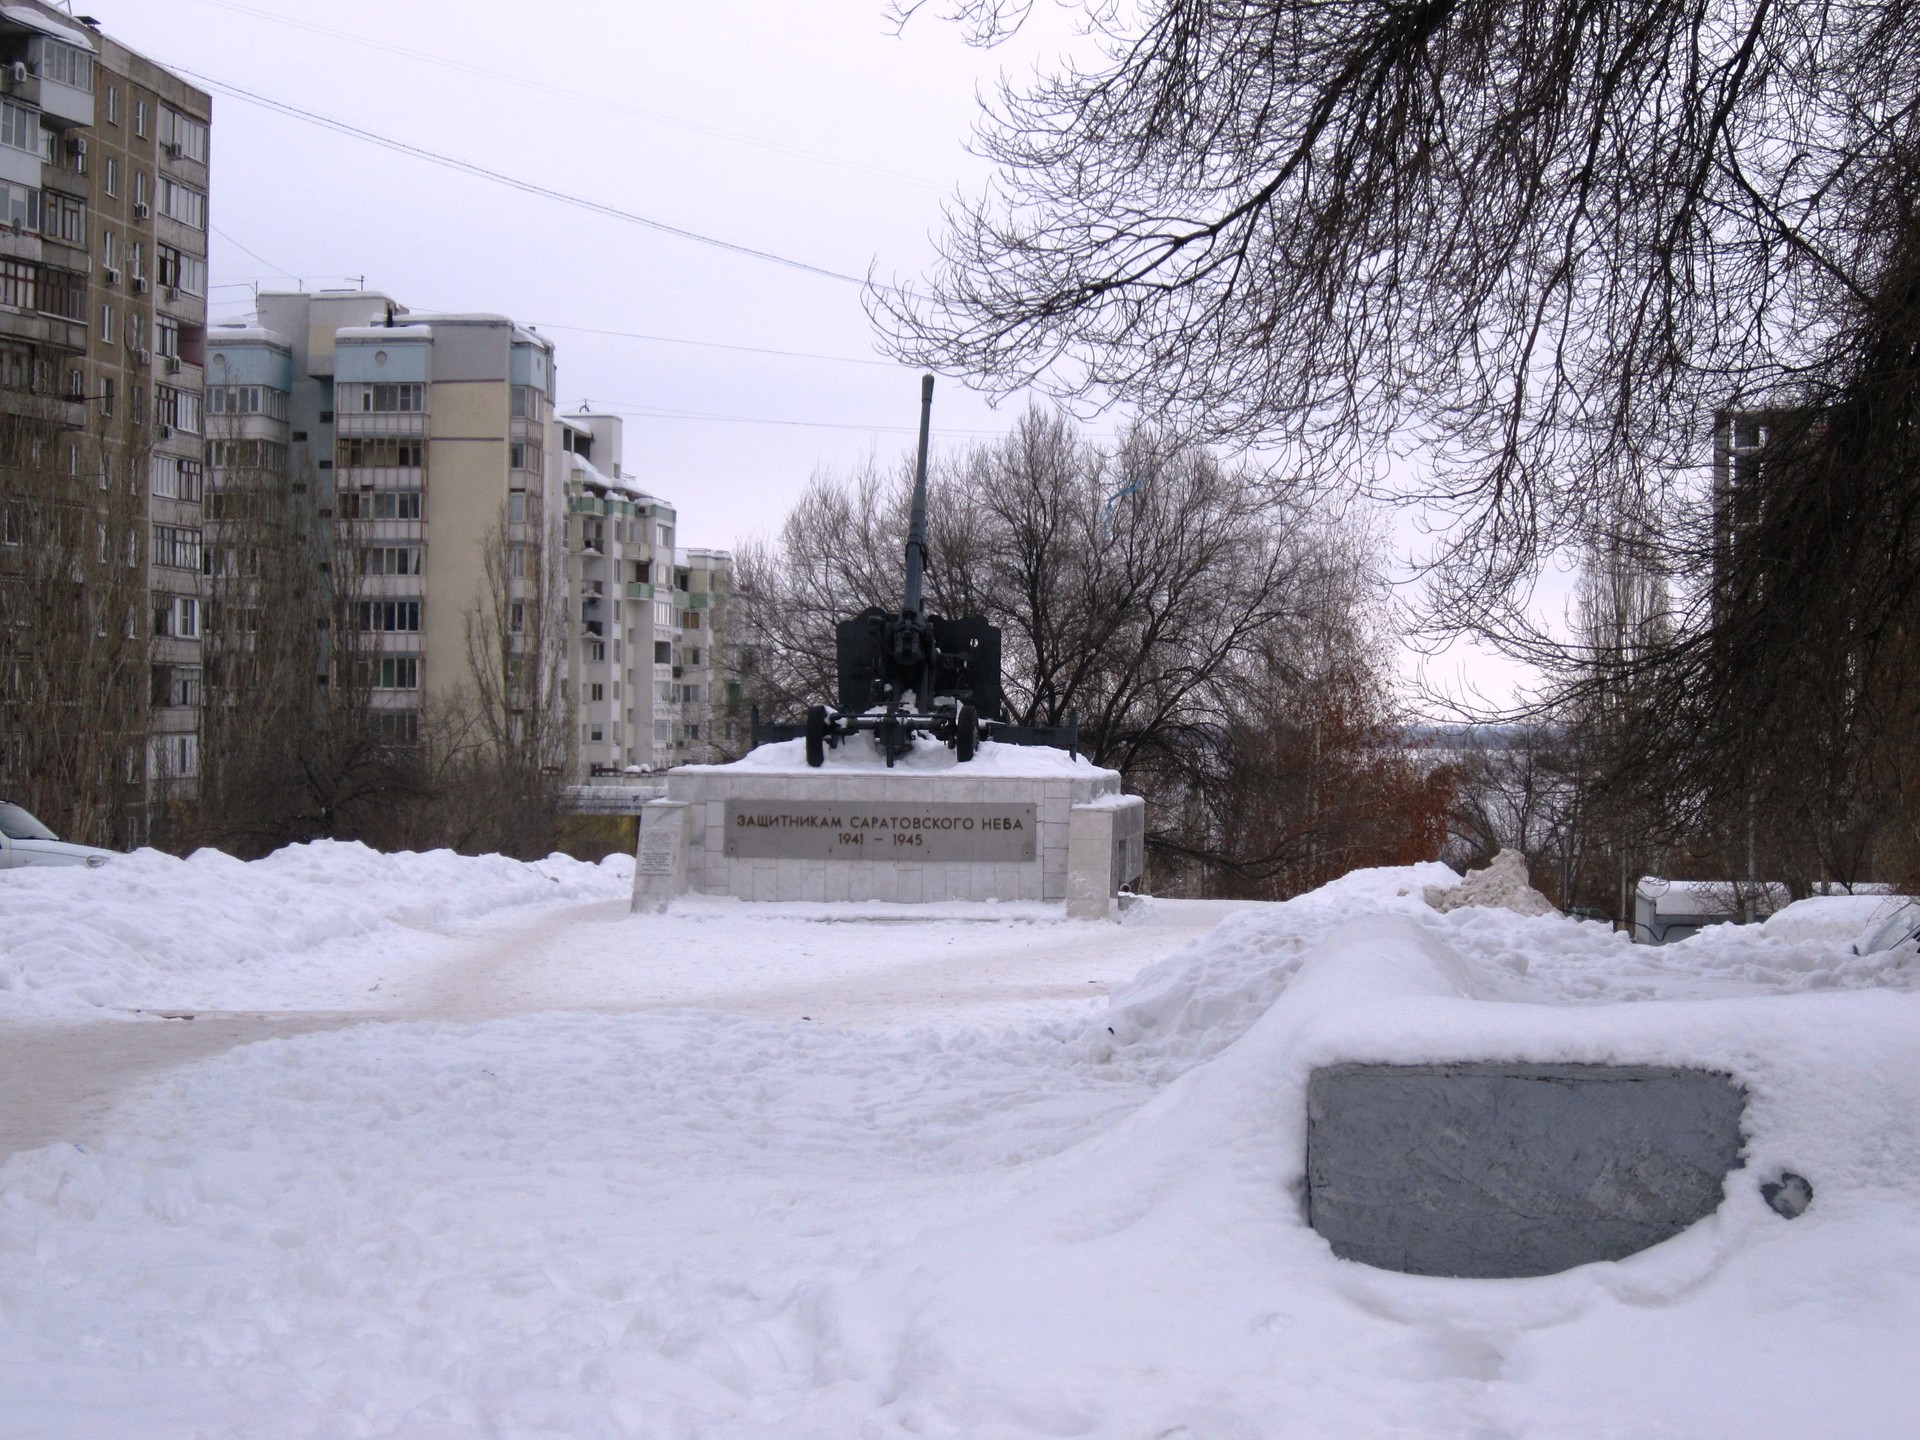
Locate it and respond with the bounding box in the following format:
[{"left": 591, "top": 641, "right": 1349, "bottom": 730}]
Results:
[
  {"left": 558, "top": 409, "right": 732, "bottom": 773},
  {"left": 0, "top": 3, "right": 209, "bottom": 845},
  {"left": 207, "top": 290, "right": 561, "bottom": 745}
]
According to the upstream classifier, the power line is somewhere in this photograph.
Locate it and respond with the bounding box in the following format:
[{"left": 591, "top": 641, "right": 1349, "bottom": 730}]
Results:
[
  {"left": 177, "top": 0, "right": 944, "bottom": 194},
  {"left": 167, "top": 65, "right": 877, "bottom": 288},
  {"left": 210, "top": 224, "right": 300, "bottom": 281},
  {"left": 531, "top": 322, "right": 900, "bottom": 369},
  {"left": 587, "top": 401, "right": 1004, "bottom": 438}
]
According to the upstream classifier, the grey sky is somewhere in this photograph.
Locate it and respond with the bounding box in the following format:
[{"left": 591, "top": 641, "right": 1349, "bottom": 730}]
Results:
[{"left": 102, "top": 0, "right": 1545, "bottom": 709}]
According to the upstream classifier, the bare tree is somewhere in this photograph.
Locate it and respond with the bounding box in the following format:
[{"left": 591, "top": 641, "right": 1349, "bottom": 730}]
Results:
[
  {"left": 737, "top": 408, "right": 1428, "bottom": 890},
  {"left": 880, "top": 0, "right": 1920, "bottom": 631},
  {"left": 456, "top": 503, "right": 573, "bottom": 856},
  {"left": 0, "top": 398, "right": 149, "bottom": 847}
]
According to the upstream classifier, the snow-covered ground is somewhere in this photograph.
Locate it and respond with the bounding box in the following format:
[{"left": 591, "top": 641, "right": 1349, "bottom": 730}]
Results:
[{"left": 2, "top": 848, "right": 1918, "bottom": 1437}]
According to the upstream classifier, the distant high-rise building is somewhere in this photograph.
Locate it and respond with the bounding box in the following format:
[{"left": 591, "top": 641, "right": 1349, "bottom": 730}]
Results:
[{"left": 557, "top": 409, "right": 732, "bottom": 773}]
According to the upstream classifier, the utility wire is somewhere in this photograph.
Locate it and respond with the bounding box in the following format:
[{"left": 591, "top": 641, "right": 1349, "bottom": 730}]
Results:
[
  {"left": 168, "top": 66, "right": 877, "bottom": 288},
  {"left": 531, "top": 322, "right": 899, "bottom": 369},
  {"left": 210, "top": 224, "right": 300, "bottom": 281},
  {"left": 587, "top": 401, "right": 1004, "bottom": 437},
  {"left": 178, "top": 0, "right": 944, "bottom": 194}
]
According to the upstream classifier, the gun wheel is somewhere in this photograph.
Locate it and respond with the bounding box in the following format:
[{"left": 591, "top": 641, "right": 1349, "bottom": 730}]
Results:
[{"left": 955, "top": 704, "right": 979, "bottom": 763}]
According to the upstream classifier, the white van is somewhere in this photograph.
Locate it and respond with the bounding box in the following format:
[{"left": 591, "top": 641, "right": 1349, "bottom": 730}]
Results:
[{"left": 0, "top": 801, "right": 118, "bottom": 870}]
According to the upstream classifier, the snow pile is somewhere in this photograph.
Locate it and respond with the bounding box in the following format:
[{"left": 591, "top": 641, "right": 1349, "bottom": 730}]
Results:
[
  {"left": 695, "top": 733, "right": 1104, "bottom": 777},
  {"left": 0, "top": 841, "right": 632, "bottom": 1018},
  {"left": 1422, "top": 847, "right": 1559, "bottom": 916},
  {"left": 3, "top": 860, "right": 1920, "bottom": 1435}
]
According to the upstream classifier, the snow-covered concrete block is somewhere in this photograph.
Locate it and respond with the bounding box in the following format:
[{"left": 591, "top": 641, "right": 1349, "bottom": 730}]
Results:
[{"left": 1305, "top": 1062, "right": 1747, "bottom": 1278}]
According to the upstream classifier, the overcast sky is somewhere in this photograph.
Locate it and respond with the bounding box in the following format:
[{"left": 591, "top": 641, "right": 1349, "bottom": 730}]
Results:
[{"left": 100, "top": 0, "right": 1550, "bottom": 711}]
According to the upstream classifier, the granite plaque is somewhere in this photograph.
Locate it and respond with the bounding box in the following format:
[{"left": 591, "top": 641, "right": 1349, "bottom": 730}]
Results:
[
  {"left": 724, "top": 799, "right": 1036, "bottom": 862},
  {"left": 1306, "top": 1062, "right": 1747, "bottom": 1278}
]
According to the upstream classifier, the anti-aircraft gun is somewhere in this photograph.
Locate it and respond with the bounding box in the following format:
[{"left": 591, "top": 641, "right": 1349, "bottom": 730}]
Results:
[{"left": 752, "top": 375, "right": 1078, "bottom": 767}]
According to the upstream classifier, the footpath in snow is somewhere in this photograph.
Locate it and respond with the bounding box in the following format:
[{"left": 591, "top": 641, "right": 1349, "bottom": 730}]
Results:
[{"left": 1, "top": 847, "right": 1918, "bottom": 1437}]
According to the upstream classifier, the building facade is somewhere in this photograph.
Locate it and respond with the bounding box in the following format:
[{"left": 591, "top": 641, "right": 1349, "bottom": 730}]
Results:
[
  {"left": 559, "top": 409, "right": 731, "bottom": 773},
  {"left": 207, "top": 290, "right": 563, "bottom": 745},
  {"left": 0, "top": 2, "right": 209, "bottom": 845}
]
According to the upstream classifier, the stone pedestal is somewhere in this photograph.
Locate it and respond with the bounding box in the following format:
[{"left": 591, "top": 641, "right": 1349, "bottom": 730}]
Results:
[{"left": 631, "top": 741, "right": 1140, "bottom": 908}]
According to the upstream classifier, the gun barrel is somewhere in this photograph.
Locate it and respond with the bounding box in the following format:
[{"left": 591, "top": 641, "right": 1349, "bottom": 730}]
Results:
[{"left": 902, "top": 373, "right": 934, "bottom": 618}]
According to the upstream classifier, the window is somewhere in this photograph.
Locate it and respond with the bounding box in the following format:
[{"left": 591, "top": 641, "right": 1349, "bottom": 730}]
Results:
[
  {"left": 133, "top": 170, "right": 148, "bottom": 211},
  {"left": 681, "top": 610, "right": 703, "bottom": 631},
  {"left": 154, "top": 595, "right": 200, "bottom": 638},
  {"left": 0, "top": 179, "right": 41, "bottom": 232},
  {"left": 208, "top": 385, "right": 289, "bottom": 419},
  {"left": 509, "top": 600, "right": 524, "bottom": 633},
  {"left": 106, "top": 85, "right": 118, "bottom": 125},
  {"left": 155, "top": 385, "right": 202, "bottom": 435},
  {"left": 160, "top": 106, "right": 209, "bottom": 163},
  {"left": 355, "top": 382, "right": 424, "bottom": 413},
  {"left": 156, "top": 177, "right": 205, "bottom": 229},
  {"left": 134, "top": 99, "right": 149, "bottom": 138},
  {"left": 510, "top": 385, "right": 541, "bottom": 418},
  {"left": 100, "top": 302, "right": 115, "bottom": 344},
  {"left": 152, "top": 524, "right": 202, "bottom": 571},
  {"left": 356, "top": 599, "right": 421, "bottom": 633},
  {"left": 338, "top": 491, "right": 422, "bottom": 521},
  {"left": 208, "top": 438, "right": 290, "bottom": 473},
  {"left": 151, "top": 456, "right": 204, "bottom": 501},
  {"left": 508, "top": 492, "right": 526, "bottom": 523},
  {"left": 590, "top": 683, "right": 605, "bottom": 702},
  {"left": 656, "top": 522, "right": 673, "bottom": 547},
  {"left": 0, "top": 258, "right": 29, "bottom": 309},
  {"left": 360, "top": 546, "right": 422, "bottom": 576},
  {"left": 155, "top": 314, "right": 178, "bottom": 358},
  {"left": 43, "top": 191, "right": 83, "bottom": 244},
  {"left": 156, "top": 244, "right": 206, "bottom": 296},
  {"left": 100, "top": 376, "right": 113, "bottom": 417},
  {"left": 654, "top": 640, "right": 672, "bottom": 665},
  {"left": 38, "top": 267, "right": 83, "bottom": 321},
  {"left": 147, "top": 733, "right": 200, "bottom": 779},
  {"left": 0, "top": 338, "right": 32, "bottom": 391},
  {"left": 103, "top": 156, "right": 118, "bottom": 198},
  {"left": 586, "top": 641, "right": 605, "bottom": 662},
  {"left": 509, "top": 439, "right": 541, "bottom": 471},
  {"left": 338, "top": 437, "right": 421, "bottom": 466},
  {"left": 31, "top": 38, "right": 94, "bottom": 93},
  {"left": 374, "top": 709, "right": 420, "bottom": 742},
  {"left": 1, "top": 503, "right": 18, "bottom": 547},
  {"left": 0, "top": 100, "right": 39, "bottom": 155},
  {"left": 358, "top": 656, "right": 419, "bottom": 690}
]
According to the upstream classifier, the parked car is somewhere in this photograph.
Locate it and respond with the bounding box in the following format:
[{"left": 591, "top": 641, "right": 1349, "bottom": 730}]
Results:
[{"left": 0, "top": 801, "right": 118, "bottom": 870}]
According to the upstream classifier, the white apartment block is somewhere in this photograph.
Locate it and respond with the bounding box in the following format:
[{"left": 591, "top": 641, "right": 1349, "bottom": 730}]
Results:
[
  {"left": 207, "top": 289, "right": 560, "bottom": 738},
  {"left": 559, "top": 410, "right": 731, "bottom": 774}
]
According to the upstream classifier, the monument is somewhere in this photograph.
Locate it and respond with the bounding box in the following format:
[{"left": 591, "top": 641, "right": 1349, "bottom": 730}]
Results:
[{"left": 633, "top": 376, "right": 1145, "bottom": 916}]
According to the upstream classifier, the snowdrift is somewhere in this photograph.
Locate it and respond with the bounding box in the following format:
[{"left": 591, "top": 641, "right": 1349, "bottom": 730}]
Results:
[
  {"left": 1, "top": 860, "right": 1918, "bottom": 1436},
  {"left": 0, "top": 840, "right": 633, "bottom": 1017}
]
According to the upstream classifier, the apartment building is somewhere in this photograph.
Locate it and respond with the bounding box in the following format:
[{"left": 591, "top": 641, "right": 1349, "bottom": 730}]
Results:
[
  {"left": 558, "top": 409, "right": 732, "bottom": 773},
  {"left": 0, "top": 3, "right": 209, "bottom": 844},
  {"left": 207, "top": 290, "right": 560, "bottom": 741}
]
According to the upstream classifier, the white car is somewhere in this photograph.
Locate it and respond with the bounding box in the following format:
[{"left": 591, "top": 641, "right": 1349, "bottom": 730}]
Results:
[{"left": 0, "top": 801, "right": 118, "bottom": 870}]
